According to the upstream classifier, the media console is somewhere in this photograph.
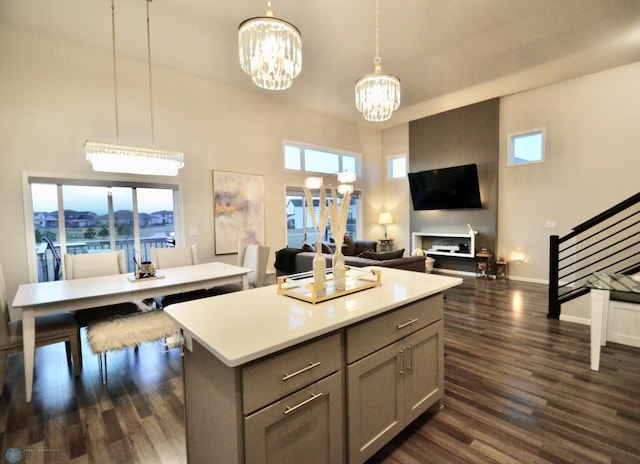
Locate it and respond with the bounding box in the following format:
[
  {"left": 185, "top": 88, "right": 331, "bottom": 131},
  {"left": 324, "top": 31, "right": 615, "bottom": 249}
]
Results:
[{"left": 412, "top": 229, "right": 477, "bottom": 259}]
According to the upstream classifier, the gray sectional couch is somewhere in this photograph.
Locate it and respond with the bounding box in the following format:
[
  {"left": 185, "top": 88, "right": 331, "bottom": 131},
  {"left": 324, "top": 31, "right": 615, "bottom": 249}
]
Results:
[{"left": 274, "top": 239, "right": 426, "bottom": 276}]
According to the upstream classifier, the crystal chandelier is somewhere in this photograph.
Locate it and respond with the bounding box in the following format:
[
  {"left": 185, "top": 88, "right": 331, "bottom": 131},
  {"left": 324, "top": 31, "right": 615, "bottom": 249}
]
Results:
[
  {"left": 355, "top": 0, "right": 401, "bottom": 122},
  {"left": 238, "top": 1, "right": 302, "bottom": 90},
  {"left": 86, "top": 0, "right": 184, "bottom": 176}
]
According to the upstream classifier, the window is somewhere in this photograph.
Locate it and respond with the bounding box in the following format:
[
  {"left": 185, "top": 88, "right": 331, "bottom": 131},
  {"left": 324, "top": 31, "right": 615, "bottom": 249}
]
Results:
[
  {"left": 284, "top": 141, "right": 361, "bottom": 176},
  {"left": 285, "top": 187, "right": 361, "bottom": 248},
  {"left": 387, "top": 155, "right": 407, "bottom": 179},
  {"left": 508, "top": 128, "right": 545, "bottom": 166},
  {"left": 283, "top": 141, "right": 362, "bottom": 249},
  {"left": 29, "top": 177, "right": 179, "bottom": 282}
]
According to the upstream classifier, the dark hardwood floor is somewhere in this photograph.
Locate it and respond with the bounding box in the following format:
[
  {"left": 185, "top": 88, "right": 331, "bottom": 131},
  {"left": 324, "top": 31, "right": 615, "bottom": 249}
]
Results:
[{"left": 1, "top": 277, "right": 638, "bottom": 463}]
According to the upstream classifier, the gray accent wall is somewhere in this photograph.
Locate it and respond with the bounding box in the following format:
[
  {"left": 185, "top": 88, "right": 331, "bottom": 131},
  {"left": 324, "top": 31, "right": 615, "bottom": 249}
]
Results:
[{"left": 409, "top": 98, "right": 499, "bottom": 273}]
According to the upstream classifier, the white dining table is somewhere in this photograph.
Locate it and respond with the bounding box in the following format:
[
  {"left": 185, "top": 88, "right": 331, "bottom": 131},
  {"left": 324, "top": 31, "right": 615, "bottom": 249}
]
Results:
[{"left": 12, "top": 261, "right": 251, "bottom": 402}]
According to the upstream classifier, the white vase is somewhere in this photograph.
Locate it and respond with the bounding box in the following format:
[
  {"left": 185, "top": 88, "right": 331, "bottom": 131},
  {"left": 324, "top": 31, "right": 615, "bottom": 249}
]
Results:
[
  {"left": 313, "top": 242, "right": 326, "bottom": 285},
  {"left": 332, "top": 247, "right": 346, "bottom": 291}
]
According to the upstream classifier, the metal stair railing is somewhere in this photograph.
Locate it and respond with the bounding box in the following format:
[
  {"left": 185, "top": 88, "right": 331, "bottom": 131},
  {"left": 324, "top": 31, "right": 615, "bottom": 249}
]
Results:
[{"left": 548, "top": 192, "right": 640, "bottom": 318}]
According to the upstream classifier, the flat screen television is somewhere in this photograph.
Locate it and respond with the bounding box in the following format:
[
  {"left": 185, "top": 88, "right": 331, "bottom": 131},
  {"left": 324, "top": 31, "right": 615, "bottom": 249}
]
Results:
[{"left": 408, "top": 163, "right": 482, "bottom": 210}]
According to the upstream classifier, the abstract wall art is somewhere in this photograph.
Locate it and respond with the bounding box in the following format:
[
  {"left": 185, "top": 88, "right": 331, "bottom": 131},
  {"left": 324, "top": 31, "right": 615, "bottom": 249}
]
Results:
[{"left": 212, "top": 171, "right": 265, "bottom": 254}]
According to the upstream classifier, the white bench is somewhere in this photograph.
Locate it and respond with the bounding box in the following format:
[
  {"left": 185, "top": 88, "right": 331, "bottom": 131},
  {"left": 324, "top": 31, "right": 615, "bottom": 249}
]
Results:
[{"left": 87, "top": 310, "right": 180, "bottom": 383}]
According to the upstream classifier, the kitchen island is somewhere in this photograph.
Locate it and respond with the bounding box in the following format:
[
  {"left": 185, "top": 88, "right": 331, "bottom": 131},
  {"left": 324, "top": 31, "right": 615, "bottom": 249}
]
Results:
[{"left": 165, "top": 267, "right": 462, "bottom": 464}]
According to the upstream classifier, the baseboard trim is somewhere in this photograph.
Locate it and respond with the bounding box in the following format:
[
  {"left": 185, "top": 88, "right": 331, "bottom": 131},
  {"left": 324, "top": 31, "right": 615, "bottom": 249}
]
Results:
[{"left": 560, "top": 314, "right": 590, "bottom": 326}]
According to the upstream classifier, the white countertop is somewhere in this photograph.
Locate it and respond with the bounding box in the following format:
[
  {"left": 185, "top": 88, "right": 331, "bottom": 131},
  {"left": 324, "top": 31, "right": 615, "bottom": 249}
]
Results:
[{"left": 165, "top": 267, "right": 462, "bottom": 367}]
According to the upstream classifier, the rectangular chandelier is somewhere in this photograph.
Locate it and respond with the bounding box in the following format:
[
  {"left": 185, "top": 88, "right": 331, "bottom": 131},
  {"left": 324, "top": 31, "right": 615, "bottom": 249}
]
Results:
[{"left": 85, "top": 140, "right": 184, "bottom": 176}]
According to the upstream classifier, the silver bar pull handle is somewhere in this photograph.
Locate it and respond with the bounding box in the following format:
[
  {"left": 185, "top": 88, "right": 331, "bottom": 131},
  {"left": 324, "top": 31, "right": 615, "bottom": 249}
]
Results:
[
  {"left": 397, "top": 318, "right": 418, "bottom": 329},
  {"left": 284, "top": 392, "right": 323, "bottom": 415},
  {"left": 406, "top": 344, "right": 413, "bottom": 371},
  {"left": 282, "top": 361, "right": 322, "bottom": 381},
  {"left": 398, "top": 349, "right": 404, "bottom": 375}
]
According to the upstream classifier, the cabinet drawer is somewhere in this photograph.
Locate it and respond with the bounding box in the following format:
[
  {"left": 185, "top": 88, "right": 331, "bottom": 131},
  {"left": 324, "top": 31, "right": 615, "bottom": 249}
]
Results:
[
  {"left": 346, "top": 294, "right": 442, "bottom": 364},
  {"left": 242, "top": 333, "right": 342, "bottom": 414},
  {"left": 244, "top": 371, "right": 344, "bottom": 464}
]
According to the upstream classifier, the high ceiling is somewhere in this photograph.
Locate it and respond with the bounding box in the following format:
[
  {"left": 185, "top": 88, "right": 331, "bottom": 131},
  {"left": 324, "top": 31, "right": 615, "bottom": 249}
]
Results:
[{"left": 3, "top": 0, "right": 640, "bottom": 127}]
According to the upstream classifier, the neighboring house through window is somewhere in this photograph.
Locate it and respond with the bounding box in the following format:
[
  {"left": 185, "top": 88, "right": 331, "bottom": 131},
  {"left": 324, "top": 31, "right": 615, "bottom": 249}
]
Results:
[
  {"left": 28, "top": 177, "right": 179, "bottom": 282},
  {"left": 284, "top": 141, "right": 362, "bottom": 248}
]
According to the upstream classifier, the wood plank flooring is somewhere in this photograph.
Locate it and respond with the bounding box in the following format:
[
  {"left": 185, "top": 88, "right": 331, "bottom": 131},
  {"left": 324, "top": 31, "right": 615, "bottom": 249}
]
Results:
[{"left": 1, "top": 277, "right": 638, "bottom": 463}]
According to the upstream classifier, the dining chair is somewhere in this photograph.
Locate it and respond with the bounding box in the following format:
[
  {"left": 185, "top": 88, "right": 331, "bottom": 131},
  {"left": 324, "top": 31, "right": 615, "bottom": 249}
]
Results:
[
  {"left": 209, "top": 243, "right": 270, "bottom": 295},
  {"left": 0, "top": 262, "right": 81, "bottom": 396},
  {"left": 63, "top": 251, "right": 140, "bottom": 326},
  {"left": 150, "top": 245, "right": 209, "bottom": 308}
]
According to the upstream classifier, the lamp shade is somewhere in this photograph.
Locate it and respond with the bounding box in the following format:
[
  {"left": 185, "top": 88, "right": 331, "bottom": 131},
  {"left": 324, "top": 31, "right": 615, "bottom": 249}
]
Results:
[{"left": 378, "top": 212, "right": 393, "bottom": 225}]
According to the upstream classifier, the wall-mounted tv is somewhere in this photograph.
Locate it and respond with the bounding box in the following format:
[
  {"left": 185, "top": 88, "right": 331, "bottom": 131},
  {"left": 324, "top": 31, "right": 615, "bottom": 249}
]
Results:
[{"left": 408, "top": 163, "right": 482, "bottom": 210}]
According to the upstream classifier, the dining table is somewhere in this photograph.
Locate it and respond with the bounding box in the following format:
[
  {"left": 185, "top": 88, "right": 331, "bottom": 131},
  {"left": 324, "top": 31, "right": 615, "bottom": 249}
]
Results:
[{"left": 12, "top": 261, "right": 251, "bottom": 402}]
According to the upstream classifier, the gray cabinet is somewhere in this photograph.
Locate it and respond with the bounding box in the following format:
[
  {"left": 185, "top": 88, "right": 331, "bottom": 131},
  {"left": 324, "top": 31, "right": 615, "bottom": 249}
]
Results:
[
  {"left": 243, "top": 334, "right": 344, "bottom": 464},
  {"left": 346, "top": 296, "right": 444, "bottom": 464},
  {"left": 245, "top": 371, "right": 344, "bottom": 464},
  {"left": 182, "top": 294, "right": 444, "bottom": 464}
]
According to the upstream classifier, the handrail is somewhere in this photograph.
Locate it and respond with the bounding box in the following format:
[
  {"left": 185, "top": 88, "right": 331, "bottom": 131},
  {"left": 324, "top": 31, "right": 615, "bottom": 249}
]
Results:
[
  {"left": 548, "top": 192, "right": 640, "bottom": 319},
  {"left": 571, "top": 192, "right": 640, "bottom": 236}
]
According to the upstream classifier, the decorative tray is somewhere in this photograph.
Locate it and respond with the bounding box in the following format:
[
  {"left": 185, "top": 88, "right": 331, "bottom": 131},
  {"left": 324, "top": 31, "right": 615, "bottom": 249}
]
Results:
[
  {"left": 277, "top": 268, "right": 381, "bottom": 304},
  {"left": 127, "top": 273, "right": 165, "bottom": 282}
]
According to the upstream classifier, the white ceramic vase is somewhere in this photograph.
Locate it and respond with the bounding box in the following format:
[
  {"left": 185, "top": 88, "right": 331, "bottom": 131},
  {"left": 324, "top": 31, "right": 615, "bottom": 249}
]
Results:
[
  {"left": 313, "top": 241, "right": 326, "bottom": 285},
  {"left": 332, "top": 246, "right": 346, "bottom": 291}
]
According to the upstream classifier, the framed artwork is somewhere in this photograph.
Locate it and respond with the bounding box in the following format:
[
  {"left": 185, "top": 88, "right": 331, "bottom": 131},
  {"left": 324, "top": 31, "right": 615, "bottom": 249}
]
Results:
[{"left": 212, "top": 170, "right": 265, "bottom": 254}]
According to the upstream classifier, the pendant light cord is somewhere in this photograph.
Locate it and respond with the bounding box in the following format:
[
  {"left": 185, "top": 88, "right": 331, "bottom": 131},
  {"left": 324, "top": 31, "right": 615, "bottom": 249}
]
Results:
[
  {"left": 111, "top": 0, "right": 120, "bottom": 143},
  {"left": 146, "top": 0, "right": 155, "bottom": 148},
  {"left": 375, "top": 0, "right": 380, "bottom": 59},
  {"left": 373, "top": 0, "right": 381, "bottom": 68}
]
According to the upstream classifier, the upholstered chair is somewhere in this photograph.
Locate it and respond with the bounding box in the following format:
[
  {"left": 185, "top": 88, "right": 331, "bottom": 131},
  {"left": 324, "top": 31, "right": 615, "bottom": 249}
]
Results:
[
  {"left": 63, "top": 251, "right": 139, "bottom": 326},
  {"left": 209, "top": 243, "right": 270, "bottom": 295},
  {"left": 150, "top": 245, "right": 209, "bottom": 308},
  {"left": 0, "top": 262, "right": 81, "bottom": 395}
]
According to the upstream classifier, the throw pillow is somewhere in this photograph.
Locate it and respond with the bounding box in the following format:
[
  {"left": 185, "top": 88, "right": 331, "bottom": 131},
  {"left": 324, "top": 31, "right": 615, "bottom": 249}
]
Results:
[
  {"left": 343, "top": 235, "right": 356, "bottom": 256},
  {"left": 321, "top": 242, "right": 333, "bottom": 254},
  {"left": 329, "top": 235, "right": 357, "bottom": 256},
  {"left": 360, "top": 249, "right": 405, "bottom": 260},
  {"left": 354, "top": 240, "right": 377, "bottom": 256},
  {"left": 301, "top": 241, "right": 316, "bottom": 252}
]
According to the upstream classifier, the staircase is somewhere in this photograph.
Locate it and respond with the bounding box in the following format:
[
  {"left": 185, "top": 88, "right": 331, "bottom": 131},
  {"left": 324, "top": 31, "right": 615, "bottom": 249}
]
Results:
[{"left": 548, "top": 192, "right": 640, "bottom": 319}]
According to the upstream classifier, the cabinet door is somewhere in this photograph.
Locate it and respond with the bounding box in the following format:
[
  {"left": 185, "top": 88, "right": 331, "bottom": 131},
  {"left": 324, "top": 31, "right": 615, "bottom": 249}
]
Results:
[
  {"left": 403, "top": 320, "right": 444, "bottom": 424},
  {"left": 244, "top": 372, "right": 344, "bottom": 464},
  {"left": 347, "top": 341, "right": 404, "bottom": 464}
]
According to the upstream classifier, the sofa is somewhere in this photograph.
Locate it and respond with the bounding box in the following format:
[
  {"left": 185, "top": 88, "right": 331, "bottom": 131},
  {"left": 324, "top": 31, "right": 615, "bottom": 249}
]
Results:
[{"left": 274, "top": 239, "right": 427, "bottom": 276}]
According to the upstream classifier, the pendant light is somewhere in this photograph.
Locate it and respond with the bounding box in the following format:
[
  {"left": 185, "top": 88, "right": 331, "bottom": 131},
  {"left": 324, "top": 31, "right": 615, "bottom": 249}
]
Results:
[
  {"left": 355, "top": 0, "right": 401, "bottom": 122},
  {"left": 85, "top": 0, "right": 184, "bottom": 176},
  {"left": 238, "top": 1, "right": 302, "bottom": 90}
]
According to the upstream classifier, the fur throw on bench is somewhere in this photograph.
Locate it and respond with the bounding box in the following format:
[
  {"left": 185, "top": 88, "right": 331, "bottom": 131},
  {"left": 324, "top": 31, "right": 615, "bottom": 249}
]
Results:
[{"left": 87, "top": 310, "right": 179, "bottom": 354}]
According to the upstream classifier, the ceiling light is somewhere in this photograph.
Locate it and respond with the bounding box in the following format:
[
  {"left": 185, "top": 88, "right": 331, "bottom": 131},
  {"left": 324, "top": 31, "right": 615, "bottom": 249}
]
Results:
[
  {"left": 85, "top": 142, "right": 183, "bottom": 176},
  {"left": 86, "top": 0, "right": 184, "bottom": 176},
  {"left": 238, "top": 1, "right": 302, "bottom": 90},
  {"left": 355, "top": 0, "right": 401, "bottom": 122}
]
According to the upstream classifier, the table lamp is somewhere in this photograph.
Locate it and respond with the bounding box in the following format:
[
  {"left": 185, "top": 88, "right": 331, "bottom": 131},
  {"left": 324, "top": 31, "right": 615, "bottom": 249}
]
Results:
[{"left": 378, "top": 212, "right": 393, "bottom": 239}]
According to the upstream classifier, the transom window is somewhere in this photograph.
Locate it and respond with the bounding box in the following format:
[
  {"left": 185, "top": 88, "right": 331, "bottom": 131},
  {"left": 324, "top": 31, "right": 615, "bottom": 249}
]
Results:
[
  {"left": 284, "top": 141, "right": 361, "bottom": 176},
  {"left": 387, "top": 154, "right": 407, "bottom": 179},
  {"left": 508, "top": 128, "right": 545, "bottom": 166},
  {"left": 28, "top": 177, "right": 179, "bottom": 282}
]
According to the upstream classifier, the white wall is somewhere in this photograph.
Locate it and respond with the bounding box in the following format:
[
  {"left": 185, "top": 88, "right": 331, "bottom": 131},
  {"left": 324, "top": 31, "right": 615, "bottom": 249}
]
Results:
[
  {"left": 499, "top": 62, "right": 640, "bottom": 320},
  {"left": 380, "top": 62, "right": 640, "bottom": 321},
  {"left": 498, "top": 62, "right": 640, "bottom": 274},
  {"left": 0, "top": 24, "right": 380, "bottom": 305},
  {"left": 380, "top": 124, "right": 411, "bottom": 253}
]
